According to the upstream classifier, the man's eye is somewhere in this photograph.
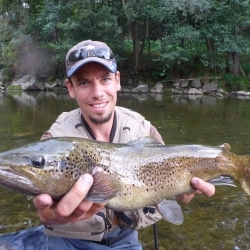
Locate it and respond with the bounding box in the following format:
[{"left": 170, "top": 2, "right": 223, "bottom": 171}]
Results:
[{"left": 79, "top": 82, "right": 88, "bottom": 86}]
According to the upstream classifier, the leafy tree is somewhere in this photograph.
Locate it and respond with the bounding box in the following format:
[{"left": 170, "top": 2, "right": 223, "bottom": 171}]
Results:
[
  {"left": 28, "top": 0, "right": 124, "bottom": 77},
  {"left": 121, "top": 0, "right": 166, "bottom": 73},
  {"left": 0, "top": 0, "right": 250, "bottom": 83},
  {"left": 188, "top": 0, "right": 250, "bottom": 75},
  {"left": 0, "top": 0, "right": 33, "bottom": 81}
]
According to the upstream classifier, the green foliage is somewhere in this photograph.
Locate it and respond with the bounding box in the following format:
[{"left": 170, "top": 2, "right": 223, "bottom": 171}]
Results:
[
  {"left": 0, "top": 28, "right": 34, "bottom": 78},
  {"left": 0, "top": 0, "right": 250, "bottom": 87},
  {"left": 163, "top": 0, "right": 212, "bottom": 21},
  {"left": 6, "top": 84, "right": 22, "bottom": 91},
  {"left": 160, "top": 25, "right": 203, "bottom": 64},
  {"left": 242, "top": 63, "right": 250, "bottom": 75},
  {"left": 223, "top": 73, "right": 250, "bottom": 91}
]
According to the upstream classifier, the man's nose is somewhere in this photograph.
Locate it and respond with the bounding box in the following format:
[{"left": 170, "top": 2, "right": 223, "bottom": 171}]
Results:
[{"left": 91, "top": 81, "right": 104, "bottom": 97}]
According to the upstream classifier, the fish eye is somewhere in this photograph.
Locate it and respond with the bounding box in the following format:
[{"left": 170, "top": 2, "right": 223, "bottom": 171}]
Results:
[{"left": 31, "top": 156, "right": 45, "bottom": 168}]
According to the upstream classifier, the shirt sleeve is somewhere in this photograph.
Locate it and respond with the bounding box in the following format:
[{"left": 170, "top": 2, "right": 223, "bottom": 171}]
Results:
[
  {"left": 149, "top": 125, "right": 165, "bottom": 145},
  {"left": 40, "top": 132, "right": 53, "bottom": 140}
]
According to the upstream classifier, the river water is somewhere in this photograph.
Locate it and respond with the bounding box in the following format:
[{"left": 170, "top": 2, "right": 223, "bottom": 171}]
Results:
[{"left": 0, "top": 90, "right": 250, "bottom": 249}]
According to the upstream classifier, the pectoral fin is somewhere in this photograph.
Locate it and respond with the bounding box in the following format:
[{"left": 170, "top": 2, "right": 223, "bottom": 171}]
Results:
[
  {"left": 86, "top": 171, "right": 122, "bottom": 203},
  {"left": 156, "top": 199, "right": 184, "bottom": 225}
]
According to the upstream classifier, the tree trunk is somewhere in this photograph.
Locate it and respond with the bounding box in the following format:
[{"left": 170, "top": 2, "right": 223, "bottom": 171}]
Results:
[
  {"left": 131, "top": 24, "right": 139, "bottom": 73},
  {"left": 205, "top": 37, "right": 216, "bottom": 73},
  {"left": 227, "top": 52, "right": 239, "bottom": 75},
  {"left": 227, "top": 25, "right": 240, "bottom": 75},
  {"left": 227, "top": 51, "right": 233, "bottom": 73},
  {"left": 122, "top": 0, "right": 145, "bottom": 73},
  {"left": 233, "top": 52, "right": 239, "bottom": 75}
]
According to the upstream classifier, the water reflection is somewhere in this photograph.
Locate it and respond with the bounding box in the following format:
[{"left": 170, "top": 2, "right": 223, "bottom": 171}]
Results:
[
  {"left": 8, "top": 91, "right": 41, "bottom": 106},
  {"left": 0, "top": 91, "right": 250, "bottom": 249}
]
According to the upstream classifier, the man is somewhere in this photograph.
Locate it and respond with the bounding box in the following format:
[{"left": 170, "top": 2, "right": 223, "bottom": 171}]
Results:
[{"left": 0, "top": 40, "right": 215, "bottom": 250}]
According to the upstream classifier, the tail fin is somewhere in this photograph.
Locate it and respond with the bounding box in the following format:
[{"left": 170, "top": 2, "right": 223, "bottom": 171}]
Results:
[{"left": 208, "top": 175, "right": 236, "bottom": 187}]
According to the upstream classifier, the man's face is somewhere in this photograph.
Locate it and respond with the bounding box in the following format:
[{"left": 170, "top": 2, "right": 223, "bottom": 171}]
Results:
[{"left": 65, "top": 62, "right": 121, "bottom": 125}]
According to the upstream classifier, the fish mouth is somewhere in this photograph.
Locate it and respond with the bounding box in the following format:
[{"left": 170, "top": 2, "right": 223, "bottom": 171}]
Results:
[{"left": 0, "top": 166, "right": 33, "bottom": 186}]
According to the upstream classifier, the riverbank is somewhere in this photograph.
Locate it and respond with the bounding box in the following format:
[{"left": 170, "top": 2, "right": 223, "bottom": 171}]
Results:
[{"left": 2, "top": 75, "right": 250, "bottom": 99}]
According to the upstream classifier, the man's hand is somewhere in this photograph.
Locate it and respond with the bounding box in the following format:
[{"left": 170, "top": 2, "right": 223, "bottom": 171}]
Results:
[
  {"left": 33, "top": 170, "right": 106, "bottom": 225},
  {"left": 175, "top": 177, "right": 215, "bottom": 204}
]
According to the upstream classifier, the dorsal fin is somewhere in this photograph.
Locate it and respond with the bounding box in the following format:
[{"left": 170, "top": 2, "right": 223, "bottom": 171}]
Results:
[
  {"left": 127, "top": 136, "right": 163, "bottom": 147},
  {"left": 219, "top": 143, "right": 231, "bottom": 151}
]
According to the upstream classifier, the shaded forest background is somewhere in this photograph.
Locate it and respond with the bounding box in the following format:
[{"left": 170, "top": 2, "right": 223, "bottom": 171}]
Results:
[{"left": 0, "top": 0, "right": 250, "bottom": 90}]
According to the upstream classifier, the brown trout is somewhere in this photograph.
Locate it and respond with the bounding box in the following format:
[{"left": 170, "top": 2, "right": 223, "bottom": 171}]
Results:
[{"left": 0, "top": 136, "right": 249, "bottom": 224}]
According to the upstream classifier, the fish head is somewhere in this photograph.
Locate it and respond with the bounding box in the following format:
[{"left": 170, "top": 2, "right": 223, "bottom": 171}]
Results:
[{"left": 0, "top": 138, "right": 90, "bottom": 198}]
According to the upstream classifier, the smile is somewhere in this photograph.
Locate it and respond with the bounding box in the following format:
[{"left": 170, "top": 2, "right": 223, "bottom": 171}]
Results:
[{"left": 91, "top": 102, "right": 108, "bottom": 108}]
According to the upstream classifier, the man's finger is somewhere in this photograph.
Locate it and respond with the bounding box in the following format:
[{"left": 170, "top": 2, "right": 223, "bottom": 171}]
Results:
[
  {"left": 80, "top": 202, "right": 106, "bottom": 219},
  {"left": 191, "top": 177, "right": 215, "bottom": 197},
  {"left": 55, "top": 173, "right": 93, "bottom": 217},
  {"left": 68, "top": 202, "right": 106, "bottom": 223},
  {"left": 33, "top": 194, "right": 53, "bottom": 210}
]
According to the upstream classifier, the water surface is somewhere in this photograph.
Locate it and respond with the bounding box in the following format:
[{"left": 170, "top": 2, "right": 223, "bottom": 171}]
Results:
[{"left": 0, "top": 91, "right": 250, "bottom": 249}]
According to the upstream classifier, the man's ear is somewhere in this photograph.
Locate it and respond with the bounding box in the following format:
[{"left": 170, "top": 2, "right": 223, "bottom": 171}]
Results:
[
  {"left": 65, "top": 78, "right": 76, "bottom": 98},
  {"left": 115, "top": 71, "right": 121, "bottom": 91}
]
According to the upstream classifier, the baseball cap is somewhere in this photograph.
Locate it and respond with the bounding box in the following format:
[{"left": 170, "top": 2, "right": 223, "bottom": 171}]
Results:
[{"left": 65, "top": 40, "right": 117, "bottom": 77}]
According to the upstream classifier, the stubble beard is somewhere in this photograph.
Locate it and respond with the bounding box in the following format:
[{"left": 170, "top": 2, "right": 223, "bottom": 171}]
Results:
[{"left": 89, "top": 111, "right": 113, "bottom": 125}]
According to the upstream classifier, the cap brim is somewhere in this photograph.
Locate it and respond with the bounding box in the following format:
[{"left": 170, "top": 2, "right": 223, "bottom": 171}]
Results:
[{"left": 67, "top": 57, "right": 117, "bottom": 77}]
